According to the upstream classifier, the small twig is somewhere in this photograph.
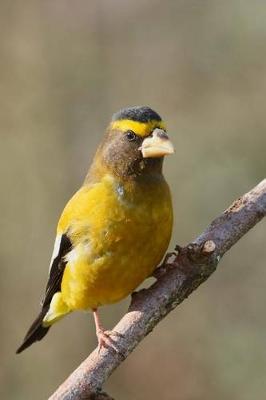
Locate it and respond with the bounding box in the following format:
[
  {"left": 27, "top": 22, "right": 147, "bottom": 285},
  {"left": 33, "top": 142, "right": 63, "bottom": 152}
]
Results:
[{"left": 49, "top": 179, "right": 266, "bottom": 400}]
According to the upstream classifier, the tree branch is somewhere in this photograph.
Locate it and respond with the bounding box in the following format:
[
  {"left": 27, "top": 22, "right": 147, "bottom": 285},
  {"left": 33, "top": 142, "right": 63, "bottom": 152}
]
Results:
[{"left": 49, "top": 179, "right": 266, "bottom": 400}]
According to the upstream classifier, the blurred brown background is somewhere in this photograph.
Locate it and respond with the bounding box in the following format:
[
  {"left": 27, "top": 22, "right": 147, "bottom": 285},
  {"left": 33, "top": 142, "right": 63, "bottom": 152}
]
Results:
[{"left": 1, "top": 1, "right": 265, "bottom": 399}]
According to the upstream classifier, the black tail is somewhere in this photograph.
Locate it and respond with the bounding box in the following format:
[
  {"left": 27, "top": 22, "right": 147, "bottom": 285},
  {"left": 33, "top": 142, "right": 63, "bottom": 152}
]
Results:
[{"left": 16, "top": 306, "right": 50, "bottom": 354}]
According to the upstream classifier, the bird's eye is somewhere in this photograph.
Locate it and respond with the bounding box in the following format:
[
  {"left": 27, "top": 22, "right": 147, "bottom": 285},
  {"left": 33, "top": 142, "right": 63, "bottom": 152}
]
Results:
[{"left": 126, "top": 130, "right": 137, "bottom": 141}]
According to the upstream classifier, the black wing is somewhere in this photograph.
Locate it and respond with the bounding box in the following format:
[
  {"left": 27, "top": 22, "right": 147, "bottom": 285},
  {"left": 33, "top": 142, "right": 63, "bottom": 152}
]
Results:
[
  {"left": 42, "top": 233, "right": 72, "bottom": 307},
  {"left": 16, "top": 233, "right": 72, "bottom": 354}
]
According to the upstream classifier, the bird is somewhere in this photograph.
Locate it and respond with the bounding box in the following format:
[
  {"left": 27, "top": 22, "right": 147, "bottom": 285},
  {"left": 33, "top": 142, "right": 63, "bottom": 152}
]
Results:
[{"left": 16, "top": 105, "right": 174, "bottom": 354}]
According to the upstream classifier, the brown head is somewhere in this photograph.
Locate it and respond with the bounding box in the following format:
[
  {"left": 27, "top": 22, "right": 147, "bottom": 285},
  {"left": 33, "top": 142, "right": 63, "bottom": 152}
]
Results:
[{"left": 88, "top": 106, "right": 174, "bottom": 182}]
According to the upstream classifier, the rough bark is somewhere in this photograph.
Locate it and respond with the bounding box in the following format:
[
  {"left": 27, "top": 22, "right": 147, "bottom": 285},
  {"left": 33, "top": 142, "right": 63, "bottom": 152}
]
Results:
[{"left": 49, "top": 179, "right": 266, "bottom": 400}]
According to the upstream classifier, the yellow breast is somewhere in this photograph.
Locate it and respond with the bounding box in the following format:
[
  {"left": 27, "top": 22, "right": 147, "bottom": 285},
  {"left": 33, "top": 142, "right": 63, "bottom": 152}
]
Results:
[{"left": 58, "top": 174, "right": 173, "bottom": 310}]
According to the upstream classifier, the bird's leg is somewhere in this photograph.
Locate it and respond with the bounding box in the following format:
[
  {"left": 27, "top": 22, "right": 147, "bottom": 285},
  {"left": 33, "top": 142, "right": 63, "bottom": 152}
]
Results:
[{"left": 93, "top": 309, "right": 121, "bottom": 353}]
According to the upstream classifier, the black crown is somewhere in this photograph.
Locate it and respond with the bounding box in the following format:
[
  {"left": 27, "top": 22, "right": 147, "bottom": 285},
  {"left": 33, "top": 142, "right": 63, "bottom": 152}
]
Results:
[{"left": 112, "top": 106, "right": 162, "bottom": 123}]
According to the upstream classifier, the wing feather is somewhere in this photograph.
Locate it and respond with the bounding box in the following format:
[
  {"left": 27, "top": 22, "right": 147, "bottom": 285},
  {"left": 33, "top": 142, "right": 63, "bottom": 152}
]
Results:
[
  {"left": 42, "top": 233, "right": 72, "bottom": 307},
  {"left": 16, "top": 233, "right": 72, "bottom": 353}
]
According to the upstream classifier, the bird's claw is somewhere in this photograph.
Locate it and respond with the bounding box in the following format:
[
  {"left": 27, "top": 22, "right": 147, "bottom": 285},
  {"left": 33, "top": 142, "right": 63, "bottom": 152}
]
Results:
[
  {"left": 104, "top": 330, "right": 124, "bottom": 338},
  {"left": 96, "top": 329, "right": 122, "bottom": 354}
]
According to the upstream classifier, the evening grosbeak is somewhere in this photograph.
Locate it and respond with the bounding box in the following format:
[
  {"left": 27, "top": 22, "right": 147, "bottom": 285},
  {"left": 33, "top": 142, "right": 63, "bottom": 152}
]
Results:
[{"left": 17, "top": 106, "right": 174, "bottom": 353}]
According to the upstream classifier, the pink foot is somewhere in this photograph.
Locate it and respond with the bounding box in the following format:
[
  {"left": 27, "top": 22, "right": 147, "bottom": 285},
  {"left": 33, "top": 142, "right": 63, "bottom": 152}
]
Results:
[
  {"left": 93, "top": 309, "right": 122, "bottom": 353},
  {"left": 96, "top": 329, "right": 121, "bottom": 353}
]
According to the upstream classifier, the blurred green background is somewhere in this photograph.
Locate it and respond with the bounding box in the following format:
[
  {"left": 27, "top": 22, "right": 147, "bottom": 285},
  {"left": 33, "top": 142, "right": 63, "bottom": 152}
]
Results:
[{"left": 1, "top": 1, "right": 265, "bottom": 399}]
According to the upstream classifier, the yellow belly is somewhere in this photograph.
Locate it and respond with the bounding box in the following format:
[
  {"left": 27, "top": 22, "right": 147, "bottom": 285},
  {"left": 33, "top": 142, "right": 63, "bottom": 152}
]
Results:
[{"left": 59, "top": 174, "right": 173, "bottom": 310}]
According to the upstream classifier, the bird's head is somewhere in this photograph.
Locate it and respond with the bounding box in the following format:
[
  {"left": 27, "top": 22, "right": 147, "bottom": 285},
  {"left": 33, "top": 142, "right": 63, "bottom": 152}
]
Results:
[{"left": 91, "top": 106, "right": 174, "bottom": 180}]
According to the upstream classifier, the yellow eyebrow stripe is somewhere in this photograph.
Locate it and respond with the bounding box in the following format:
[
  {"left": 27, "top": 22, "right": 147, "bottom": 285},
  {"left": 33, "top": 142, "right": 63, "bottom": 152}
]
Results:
[{"left": 110, "top": 119, "right": 166, "bottom": 137}]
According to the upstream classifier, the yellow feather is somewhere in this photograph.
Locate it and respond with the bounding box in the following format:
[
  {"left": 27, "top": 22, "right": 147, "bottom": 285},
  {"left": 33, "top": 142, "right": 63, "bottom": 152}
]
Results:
[
  {"left": 47, "top": 173, "right": 173, "bottom": 315},
  {"left": 110, "top": 119, "right": 167, "bottom": 137},
  {"left": 42, "top": 292, "right": 70, "bottom": 326}
]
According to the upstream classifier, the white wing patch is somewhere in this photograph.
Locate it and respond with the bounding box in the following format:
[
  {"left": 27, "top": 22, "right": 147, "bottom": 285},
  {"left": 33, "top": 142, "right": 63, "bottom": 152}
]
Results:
[
  {"left": 65, "top": 242, "right": 91, "bottom": 272},
  {"left": 49, "top": 234, "right": 62, "bottom": 273},
  {"left": 65, "top": 247, "right": 79, "bottom": 265}
]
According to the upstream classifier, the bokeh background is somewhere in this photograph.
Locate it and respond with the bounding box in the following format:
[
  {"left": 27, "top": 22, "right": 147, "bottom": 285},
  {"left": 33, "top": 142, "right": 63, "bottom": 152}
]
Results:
[{"left": 1, "top": 1, "right": 265, "bottom": 399}]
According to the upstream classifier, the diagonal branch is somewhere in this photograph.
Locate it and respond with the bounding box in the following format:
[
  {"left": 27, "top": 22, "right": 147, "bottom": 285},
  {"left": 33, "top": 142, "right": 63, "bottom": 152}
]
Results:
[{"left": 49, "top": 179, "right": 266, "bottom": 400}]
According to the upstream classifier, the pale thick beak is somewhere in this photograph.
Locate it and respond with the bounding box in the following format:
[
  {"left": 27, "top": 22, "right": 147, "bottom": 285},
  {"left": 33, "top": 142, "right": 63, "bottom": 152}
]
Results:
[{"left": 141, "top": 128, "right": 174, "bottom": 158}]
